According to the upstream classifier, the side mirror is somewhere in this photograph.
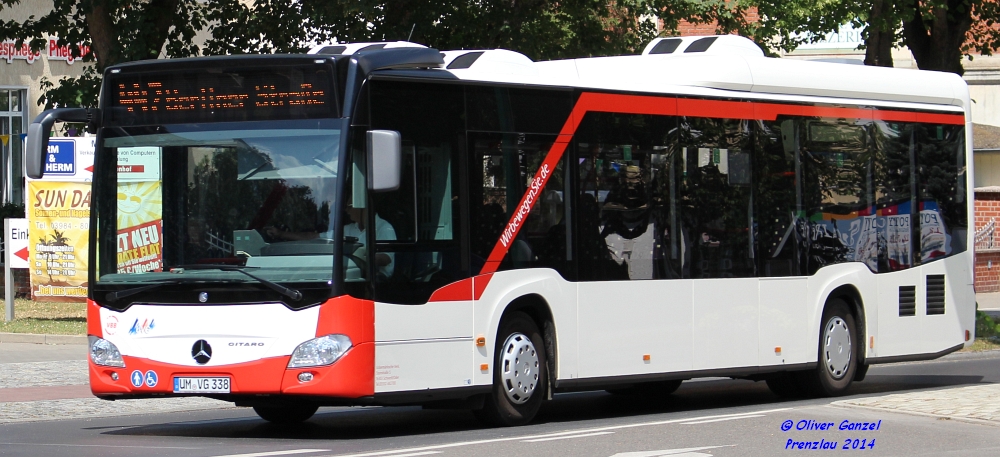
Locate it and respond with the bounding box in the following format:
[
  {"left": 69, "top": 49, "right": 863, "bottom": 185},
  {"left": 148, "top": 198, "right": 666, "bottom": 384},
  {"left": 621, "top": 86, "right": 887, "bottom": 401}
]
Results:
[
  {"left": 367, "top": 130, "right": 401, "bottom": 192},
  {"left": 25, "top": 108, "right": 100, "bottom": 179}
]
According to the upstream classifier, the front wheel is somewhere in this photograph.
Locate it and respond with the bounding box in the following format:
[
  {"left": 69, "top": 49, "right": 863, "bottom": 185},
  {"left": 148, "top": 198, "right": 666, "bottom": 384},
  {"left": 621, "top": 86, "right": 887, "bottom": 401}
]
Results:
[
  {"left": 253, "top": 404, "right": 319, "bottom": 424},
  {"left": 473, "top": 312, "right": 547, "bottom": 426},
  {"left": 803, "top": 299, "right": 858, "bottom": 397}
]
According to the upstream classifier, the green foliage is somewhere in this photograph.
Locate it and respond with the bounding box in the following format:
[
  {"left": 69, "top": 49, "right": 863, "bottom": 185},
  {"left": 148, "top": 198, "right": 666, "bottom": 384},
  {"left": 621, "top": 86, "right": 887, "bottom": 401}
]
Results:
[
  {"left": 8, "top": 0, "right": 998, "bottom": 104},
  {"left": 1, "top": 0, "right": 206, "bottom": 108},
  {"left": 3, "top": 0, "right": 665, "bottom": 107},
  {"left": 0, "top": 202, "right": 25, "bottom": 221},
  {"left": 203, "top": 0, "right": 658, "bottom": 61},
  {"left": 977, "top": 310, "right": 1000, "bottom": 341}
]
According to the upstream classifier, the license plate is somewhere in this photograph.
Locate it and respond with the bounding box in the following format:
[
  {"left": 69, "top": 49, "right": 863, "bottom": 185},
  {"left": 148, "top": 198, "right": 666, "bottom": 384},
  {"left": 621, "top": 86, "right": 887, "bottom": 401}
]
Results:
[{"left": 173, "top": 376, "right": 231, "bottom": 393}]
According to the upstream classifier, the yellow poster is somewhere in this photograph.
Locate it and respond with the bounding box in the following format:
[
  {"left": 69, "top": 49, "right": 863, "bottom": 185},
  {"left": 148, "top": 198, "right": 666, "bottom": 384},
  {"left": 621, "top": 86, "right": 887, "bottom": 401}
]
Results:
[
  {"left": 28, "top": 181, "right": 91, "bottom": 302},
  {"left": 116, "top": 181, "right": 163, "bottom": 273}
]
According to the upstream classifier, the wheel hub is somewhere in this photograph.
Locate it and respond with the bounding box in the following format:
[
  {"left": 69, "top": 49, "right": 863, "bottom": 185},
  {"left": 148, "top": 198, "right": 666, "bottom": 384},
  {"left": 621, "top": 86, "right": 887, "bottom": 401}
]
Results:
[
  {"left": 499, "top": 333, "right": 539, "bottom": 404},
  {"left": 823, "top": 317, "right": 852, "bottom": 379}
]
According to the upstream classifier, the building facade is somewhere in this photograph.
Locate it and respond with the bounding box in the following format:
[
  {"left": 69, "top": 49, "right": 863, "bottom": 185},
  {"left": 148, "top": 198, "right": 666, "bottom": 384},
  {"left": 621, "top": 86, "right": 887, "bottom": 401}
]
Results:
[{"left": 2, "top": 0, "right": 93, "bottom": 206}]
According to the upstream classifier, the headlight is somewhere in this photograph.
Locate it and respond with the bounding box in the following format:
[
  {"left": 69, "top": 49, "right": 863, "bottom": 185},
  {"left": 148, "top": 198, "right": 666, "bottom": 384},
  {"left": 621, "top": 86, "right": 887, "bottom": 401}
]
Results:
[
  {"left": 288, "top": 334, "right": 352, "bottom": 368},
  {"left": 89, "top": 336, "right": 125, "bottom": 367}
]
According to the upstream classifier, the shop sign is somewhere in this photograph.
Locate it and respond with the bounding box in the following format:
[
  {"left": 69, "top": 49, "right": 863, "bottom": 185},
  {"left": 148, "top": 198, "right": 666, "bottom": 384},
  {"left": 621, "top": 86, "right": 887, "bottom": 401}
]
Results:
[{"left": 1, "top": 38, "right": 91, "bottom": 65}]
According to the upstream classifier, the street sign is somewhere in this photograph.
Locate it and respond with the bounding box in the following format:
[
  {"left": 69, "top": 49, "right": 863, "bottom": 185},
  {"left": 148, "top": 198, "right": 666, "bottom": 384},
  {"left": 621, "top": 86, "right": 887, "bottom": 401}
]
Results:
[
  {"left": 5, "top": 218, "right": 28, "bottom": 269},
  {"left": 4, "top": 217, "right": 28, "bottom": 321}
]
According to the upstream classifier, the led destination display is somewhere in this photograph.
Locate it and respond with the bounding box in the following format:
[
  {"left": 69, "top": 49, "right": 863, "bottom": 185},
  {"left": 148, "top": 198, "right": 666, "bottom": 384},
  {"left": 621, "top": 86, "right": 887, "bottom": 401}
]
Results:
[{"left": 106, "top": 62, "right": 336, "bottom": 125}]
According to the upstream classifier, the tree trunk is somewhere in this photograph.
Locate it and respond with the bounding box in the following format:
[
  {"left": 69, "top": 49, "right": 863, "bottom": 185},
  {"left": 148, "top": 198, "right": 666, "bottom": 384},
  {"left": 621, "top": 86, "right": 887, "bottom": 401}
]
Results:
[
  {"left": 864, "top": 0, "right": 894, "bottom": 67},
  {"left": 902, "top": 0, "right": 973, "bottom": 75},
  {"left": 84, "top": 0, "right": 119, "bottom": 71}
]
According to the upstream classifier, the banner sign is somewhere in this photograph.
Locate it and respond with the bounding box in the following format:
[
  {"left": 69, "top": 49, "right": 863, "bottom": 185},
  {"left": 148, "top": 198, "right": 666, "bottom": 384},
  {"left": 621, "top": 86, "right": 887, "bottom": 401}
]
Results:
[
  {"left": 27, "top": 181, "right": 91, "bottom": 301},
  {"left": 34, "top": 137, "right": 94, "bottom": 182},
  {"left": 117, "top": 147, "right": 162, "bottom": 182},
  {"left": 45, "top": 139, "right": 76, "bottom": 175}
]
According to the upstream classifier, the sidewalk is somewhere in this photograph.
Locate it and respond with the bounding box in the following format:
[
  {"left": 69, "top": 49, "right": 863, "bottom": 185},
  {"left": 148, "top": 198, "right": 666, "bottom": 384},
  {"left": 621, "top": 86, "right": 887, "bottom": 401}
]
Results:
[
  {"left": 834, "top": 383, "right": 1000, "bottom": 425},
  {"left": 0, "top": 341, "right": 230, "bottom": 423}
]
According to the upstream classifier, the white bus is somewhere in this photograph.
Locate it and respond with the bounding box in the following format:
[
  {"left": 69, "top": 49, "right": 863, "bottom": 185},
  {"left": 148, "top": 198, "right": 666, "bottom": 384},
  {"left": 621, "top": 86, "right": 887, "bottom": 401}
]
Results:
[{"left": 25, "top": 35, "right": 975, "bottom": 426}]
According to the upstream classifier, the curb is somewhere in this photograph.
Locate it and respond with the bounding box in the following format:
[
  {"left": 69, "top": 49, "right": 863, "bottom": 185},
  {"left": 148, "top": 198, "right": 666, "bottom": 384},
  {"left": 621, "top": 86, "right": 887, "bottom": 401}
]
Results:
[{"left": 0, "top": 332, "right": 87, "bottom": 345}]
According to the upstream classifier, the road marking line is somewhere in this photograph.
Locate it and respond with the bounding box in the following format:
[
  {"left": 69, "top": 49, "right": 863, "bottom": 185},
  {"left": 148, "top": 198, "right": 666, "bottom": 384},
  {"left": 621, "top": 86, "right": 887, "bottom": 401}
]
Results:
[
  {"left": 209, "top": 450, "right": 330, "bottom": 457},
  {"left": 680, "top": 414, "right": 766, "bottom": 425},
  {"left": 332, "top": 451, "right": 440, "bottom": 457},
  {"left": 329, "top": 407, "right": 791, "bottom": 457},
  {"left": 373, "top": 452, "right": 440, "bottom": 457},
  {"left": 523, "top": 431, "right": 615, "bottom": 442},
  {"left": 610, "top": 446, "right": 732, "bottom": 456}
]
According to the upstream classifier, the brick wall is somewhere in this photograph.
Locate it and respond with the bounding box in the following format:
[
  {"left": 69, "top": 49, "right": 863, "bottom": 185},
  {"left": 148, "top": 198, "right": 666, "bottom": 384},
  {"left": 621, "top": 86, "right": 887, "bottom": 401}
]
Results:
[
  {"left": 672, "top": 7, "right": 760, "bottom": 36},
  {"left": 975, "top": 190, "right": 1000, "bottom": 292}
]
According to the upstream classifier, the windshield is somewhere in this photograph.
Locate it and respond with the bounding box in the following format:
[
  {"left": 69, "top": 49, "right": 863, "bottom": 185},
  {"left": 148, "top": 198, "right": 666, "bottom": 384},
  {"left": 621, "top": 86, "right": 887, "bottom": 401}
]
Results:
[{"left": 93, "top": 119, "right": 343, "bottom": 288}]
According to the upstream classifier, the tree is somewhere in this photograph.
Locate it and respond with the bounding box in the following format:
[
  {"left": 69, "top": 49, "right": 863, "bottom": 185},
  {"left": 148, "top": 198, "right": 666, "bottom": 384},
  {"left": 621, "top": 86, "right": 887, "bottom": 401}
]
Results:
[
  {"left": 3, "top": 0, "right": 665, "bottom": 108},
  {"left": 1, "top": 0, "right": 206, "bottom": 108},
  {"left": 204, "top": 0, "right": 658, "bottom": 61},
  {"left": 656, "top": 0, "right": 1000, "bottom": 76}
]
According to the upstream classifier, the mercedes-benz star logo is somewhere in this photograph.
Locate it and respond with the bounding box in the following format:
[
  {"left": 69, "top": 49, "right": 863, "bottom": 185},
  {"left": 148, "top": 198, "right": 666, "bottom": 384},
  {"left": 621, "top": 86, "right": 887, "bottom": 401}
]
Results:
[{"left": 191, "top": 340, "right": 212, "bottom": 364}]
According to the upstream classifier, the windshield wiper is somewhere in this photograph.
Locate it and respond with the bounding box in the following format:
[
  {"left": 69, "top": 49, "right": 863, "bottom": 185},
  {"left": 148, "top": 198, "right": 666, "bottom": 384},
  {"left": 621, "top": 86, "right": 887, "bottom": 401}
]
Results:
[
  {"left": 106, "top": 279, "right": 192, "bottom": 303},
  {"left": 171, "top": 264, "right": 304, "bottom": 301}
]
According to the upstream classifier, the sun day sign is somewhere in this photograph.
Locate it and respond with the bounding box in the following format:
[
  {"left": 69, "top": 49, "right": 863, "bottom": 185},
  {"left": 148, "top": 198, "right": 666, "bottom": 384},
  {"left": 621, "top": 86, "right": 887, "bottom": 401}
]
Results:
[{"left": 26, "top": 137, "right": 95, "bottom": 302}]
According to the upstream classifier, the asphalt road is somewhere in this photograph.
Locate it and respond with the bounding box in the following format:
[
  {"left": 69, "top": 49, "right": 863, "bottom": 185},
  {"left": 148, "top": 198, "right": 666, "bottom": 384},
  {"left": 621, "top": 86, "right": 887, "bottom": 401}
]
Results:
[{"left": 1, "top": 351, "right": 999, "bottom": 457}]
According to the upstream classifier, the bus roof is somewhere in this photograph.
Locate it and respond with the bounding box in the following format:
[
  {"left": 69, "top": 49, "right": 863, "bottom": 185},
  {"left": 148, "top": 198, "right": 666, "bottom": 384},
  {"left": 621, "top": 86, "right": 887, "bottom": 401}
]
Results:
[{"left": 429, "top": 36, "right": 968, "bottom": 112}]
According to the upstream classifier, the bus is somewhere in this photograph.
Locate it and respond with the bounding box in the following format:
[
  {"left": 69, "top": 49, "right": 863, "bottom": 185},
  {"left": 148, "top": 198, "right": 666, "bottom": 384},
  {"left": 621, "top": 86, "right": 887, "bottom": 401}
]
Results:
[{"left": 25, "top": 35, "right": 975, "bottom": 426}]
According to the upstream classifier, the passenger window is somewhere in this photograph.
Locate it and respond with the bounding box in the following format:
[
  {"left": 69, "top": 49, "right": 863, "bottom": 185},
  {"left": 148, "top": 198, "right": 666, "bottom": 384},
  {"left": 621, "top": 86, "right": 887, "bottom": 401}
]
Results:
[
  {"left": 677, "top": 117, "right": 755, "bottom": 278},
  {"left": 915, "top": 124, "right": 967, "bottom": 262},
  {"left": 469, "top": 133, "right": 568, "bottom": 276},
  {"left": 798, "top": 118, "right": 875, "bottom": 273}
]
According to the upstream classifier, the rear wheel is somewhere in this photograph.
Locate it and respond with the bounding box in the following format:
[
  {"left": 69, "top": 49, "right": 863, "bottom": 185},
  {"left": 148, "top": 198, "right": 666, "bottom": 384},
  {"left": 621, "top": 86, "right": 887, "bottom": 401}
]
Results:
[
  {"left": 803, "top": 299, "right": 858, "bottom": 397},
  {"left": 474, "top": 312, "right": 547, "bottom": 427},
  {"left": 253, "top": 404, "right": 319, "bottom": 424}
]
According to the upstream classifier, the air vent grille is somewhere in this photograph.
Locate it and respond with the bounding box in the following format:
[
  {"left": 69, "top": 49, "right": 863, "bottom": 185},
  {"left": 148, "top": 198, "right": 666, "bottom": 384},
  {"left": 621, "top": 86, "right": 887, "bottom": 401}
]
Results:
[
  {"left": 899, "top": 285, "right": 916, "bottom": 317},
  {"left": 926, "top": 275, "right": 945, "bottom": 315}
]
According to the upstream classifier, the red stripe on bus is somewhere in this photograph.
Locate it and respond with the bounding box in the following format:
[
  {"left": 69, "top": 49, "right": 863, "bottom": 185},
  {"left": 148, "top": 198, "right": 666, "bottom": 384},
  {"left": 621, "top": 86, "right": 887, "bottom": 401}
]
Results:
[
  {"left": 87, "top": 299, "right": 103, "bottom": 338},
  {"left": 424, "top": 273, "right": 494, "bottom": 303},
  {"left": 428, "top": 278, "right": 474, "bottom": 302},
  {"left": 476, "top": 92, "right": 967, "bottom": 276},
  {"left": 473, "top": 273, "right": 494, "bottom": 300},
  {"left": 915, "top": 112, "right": 965, "bottom": 125},
  {"left": 872, "top": 110, "right": 917, "bottom": 122},
  {"left": 677, "top": 98, "right": 754, "bottom": 119}
]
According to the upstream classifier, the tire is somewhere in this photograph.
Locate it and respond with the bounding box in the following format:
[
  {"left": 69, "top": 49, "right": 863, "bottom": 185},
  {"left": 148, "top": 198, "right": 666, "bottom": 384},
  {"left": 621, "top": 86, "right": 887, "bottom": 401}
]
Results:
[
  {"left": 606, "top": 380, "right": 683, "bottom": 397},
  {"left": 854, "top": 363, "right": 870, "bottom": 382},
  {"left": 253, "top": 404, "right": 319, "bottom": 424},
  {"left": 473, "top": 311, "right": 547, "bottom": 427},
  {"left": 803, "top": 299, "right": 858, "bottom": 397}
]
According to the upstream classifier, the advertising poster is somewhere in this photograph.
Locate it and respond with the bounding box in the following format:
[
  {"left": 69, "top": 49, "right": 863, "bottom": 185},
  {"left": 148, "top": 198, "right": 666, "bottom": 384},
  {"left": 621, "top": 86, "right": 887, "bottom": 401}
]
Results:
[
  {"left": 116, "top": 181, "right": 163, "bottom": 273},
  {"left": 26, "top": 137, "right": 94, "bottom": 302},
  {"left": 27, "top": 181, "right": 91, "bottom": 302},
  {"left": 920, "top": 201, "right": 950, "bottom": 261},
  {"left": 116, "top": 147, "right": 163, "bottom": 273}
]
